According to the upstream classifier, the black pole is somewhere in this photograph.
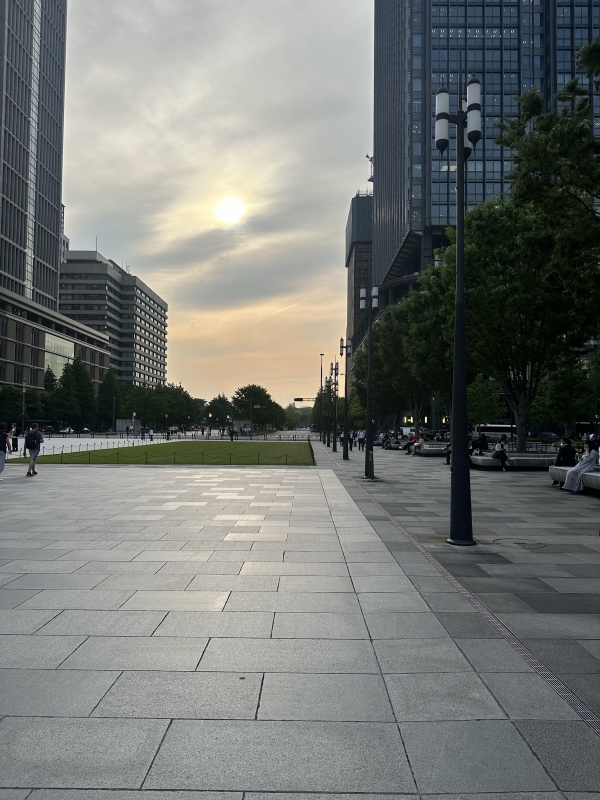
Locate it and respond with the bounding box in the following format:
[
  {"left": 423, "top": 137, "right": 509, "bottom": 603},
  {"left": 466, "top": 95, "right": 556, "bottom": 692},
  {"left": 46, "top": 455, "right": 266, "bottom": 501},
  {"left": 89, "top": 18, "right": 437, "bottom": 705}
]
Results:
[
  {"left": 333, "top": 367, "right": 338, "bottom": 453},
  {"left": 365, "top": 300, "right": 374, "bottom": 479},
  {"left": 343, "top": 355, "right": 349, "bottom": 461},
  {"left": 595, "top": 344, "right": 598, "bottom": 439},
  {"left": 319, "top": 354, "right": 324, "bottom": 442},
  {"left": 326, "top": 381, "right": 331, "bottom": 447},
  {"left": 448, "top": 101, "right": 474, "bottom": 546}
]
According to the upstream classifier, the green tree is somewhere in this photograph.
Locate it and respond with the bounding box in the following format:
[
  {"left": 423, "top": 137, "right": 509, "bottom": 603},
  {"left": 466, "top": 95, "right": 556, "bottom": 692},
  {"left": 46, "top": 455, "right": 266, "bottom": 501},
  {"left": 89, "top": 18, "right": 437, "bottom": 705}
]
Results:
[
  {"left": 284, "top": 404, "right": 301, "bottom": 430},
  {"left": 71, "top": 358, "right": 96, "bottom": 427},
  {"left": 231, "top": 385, "right": 281, "bottom": 430},
  {"left": 44, "top": 367, "right": 57, "bottom": 393},
  {"left": 530, "top": 357, "right": 594, "bottom": 436},
  {"left": 97, "top": 368, "right": 123, "bottom": 429},
  {"left": 467, "top": 375, "right": 505, "bottom": 429},
  {"left": 444, "top": 199, "right": 600, "bottom": 451},
  {"left": 0, "top": 385, "right": 23, "bottom": 426},
  {"left": 205, "top": 394, "right": 233, "bottom": 426},
  {"left": 48, "top": 363, "right": 80, "bottom": 426}
]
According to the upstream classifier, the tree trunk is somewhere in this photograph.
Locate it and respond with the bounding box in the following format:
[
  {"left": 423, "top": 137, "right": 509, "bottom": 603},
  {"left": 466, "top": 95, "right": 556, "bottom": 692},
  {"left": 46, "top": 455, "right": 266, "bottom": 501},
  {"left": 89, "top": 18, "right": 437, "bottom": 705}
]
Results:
[{"left": 506, "top": 389, "right": 528, "bottom": 453}]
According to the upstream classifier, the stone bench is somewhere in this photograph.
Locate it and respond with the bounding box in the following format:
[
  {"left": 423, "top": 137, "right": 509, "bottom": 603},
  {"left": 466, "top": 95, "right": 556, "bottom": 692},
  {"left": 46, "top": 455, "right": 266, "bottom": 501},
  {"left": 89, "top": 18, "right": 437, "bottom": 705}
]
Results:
[
  {"left": 414, "top": 445, "right": 447, "bottom": 457},
  {"left": 549, "top": 465, "right": 600, "bottom": 492},
  {"left": 470, "top": 453, "right": 556, "bottom": 470}
]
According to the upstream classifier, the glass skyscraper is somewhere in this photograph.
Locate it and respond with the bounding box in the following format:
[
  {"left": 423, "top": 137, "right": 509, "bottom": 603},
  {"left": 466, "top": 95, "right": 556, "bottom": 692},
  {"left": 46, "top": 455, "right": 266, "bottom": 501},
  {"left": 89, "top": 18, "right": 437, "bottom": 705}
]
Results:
[
  {"left": 0, "top": 0, "right": 67, "bottom": 310},
  {"left": 372, "top": 0, "right": 600, "bottom": 296}
]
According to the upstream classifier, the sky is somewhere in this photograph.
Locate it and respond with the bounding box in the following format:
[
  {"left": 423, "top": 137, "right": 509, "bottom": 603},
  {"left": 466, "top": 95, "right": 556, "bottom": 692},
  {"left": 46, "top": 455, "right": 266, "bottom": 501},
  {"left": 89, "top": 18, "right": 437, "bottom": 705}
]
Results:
[{"left": 63, "top": 0, "right": 374, "bottom": 406}]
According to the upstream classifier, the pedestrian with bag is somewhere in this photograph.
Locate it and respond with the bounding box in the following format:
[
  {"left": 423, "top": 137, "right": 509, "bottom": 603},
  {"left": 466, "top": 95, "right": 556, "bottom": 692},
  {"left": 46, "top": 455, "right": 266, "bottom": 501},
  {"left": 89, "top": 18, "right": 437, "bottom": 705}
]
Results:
[{"left": 25, "top": 423, "right": 44, "bottom": 478}]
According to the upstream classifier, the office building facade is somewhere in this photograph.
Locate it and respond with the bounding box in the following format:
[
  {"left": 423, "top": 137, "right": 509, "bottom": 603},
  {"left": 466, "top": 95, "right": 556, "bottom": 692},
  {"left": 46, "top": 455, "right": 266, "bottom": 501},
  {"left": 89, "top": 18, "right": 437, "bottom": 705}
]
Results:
[
  {"left": 59, "top": 251, "right": 168, "bottom": 386},
  {"left": 373, "top": 0, "right": 600, "bottom": 300},
  {"left": 0, "top": 288, "right": 111, "bottom": 390},
  {"left": 0, "top": 0, "right": 67, "bottom": 310},
  {"left": 345, "top": 192, "right": 373, "bottom": 351}
]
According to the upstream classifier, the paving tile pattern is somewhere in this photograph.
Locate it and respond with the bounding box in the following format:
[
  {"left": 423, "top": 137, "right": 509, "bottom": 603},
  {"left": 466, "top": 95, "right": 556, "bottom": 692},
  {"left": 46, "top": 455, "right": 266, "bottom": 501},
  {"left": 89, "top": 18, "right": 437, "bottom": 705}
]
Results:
[{"left": 0, "top": 456, "right": 599, "bottom": 794}]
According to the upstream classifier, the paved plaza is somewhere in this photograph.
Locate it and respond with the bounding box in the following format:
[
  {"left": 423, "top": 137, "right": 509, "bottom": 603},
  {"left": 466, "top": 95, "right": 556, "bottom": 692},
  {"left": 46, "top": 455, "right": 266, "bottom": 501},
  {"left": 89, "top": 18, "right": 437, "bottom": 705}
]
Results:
[{"left": 0, "top": 445, "right": 599, "bottom": 797}]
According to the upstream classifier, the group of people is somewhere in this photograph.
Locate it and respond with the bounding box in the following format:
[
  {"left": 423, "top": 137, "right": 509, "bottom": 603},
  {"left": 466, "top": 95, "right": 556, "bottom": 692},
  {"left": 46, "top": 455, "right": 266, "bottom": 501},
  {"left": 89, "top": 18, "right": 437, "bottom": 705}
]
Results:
[
  {"left": 553, "top": 436, "right": 599, "bottom": 493},
  {"left": 0, "top": 421, "right": 44, "bottom": 480}
]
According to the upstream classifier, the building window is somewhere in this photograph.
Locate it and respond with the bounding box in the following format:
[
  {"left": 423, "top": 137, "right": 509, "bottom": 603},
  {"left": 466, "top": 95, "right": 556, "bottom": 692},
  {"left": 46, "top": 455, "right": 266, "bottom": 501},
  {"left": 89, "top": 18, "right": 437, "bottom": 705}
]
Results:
[
  {"left": 411, "top": 208, "right": 422, "bottom": 222},
  {"left": 14, "top": 365, "right": 23, "bottom": 384},
  {"left": 14, "top": 344, "right": 24, "bottom": 363},
  {"left": 15, "top": 324, "right": 25, "bottom": 342}
]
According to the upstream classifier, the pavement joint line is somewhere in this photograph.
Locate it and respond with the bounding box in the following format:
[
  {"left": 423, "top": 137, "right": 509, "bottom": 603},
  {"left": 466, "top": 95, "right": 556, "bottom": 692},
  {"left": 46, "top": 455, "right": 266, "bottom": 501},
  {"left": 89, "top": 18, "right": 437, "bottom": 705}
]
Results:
[{"left": 316, "top": 442, "right": 600, "bottom": 738}]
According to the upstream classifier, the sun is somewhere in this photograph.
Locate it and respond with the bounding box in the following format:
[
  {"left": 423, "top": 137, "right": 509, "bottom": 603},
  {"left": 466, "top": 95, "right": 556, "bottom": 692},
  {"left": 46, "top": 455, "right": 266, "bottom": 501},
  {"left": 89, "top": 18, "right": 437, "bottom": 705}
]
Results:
[{"left": 216, "top": 197, "right": 246, "bottom": 224}]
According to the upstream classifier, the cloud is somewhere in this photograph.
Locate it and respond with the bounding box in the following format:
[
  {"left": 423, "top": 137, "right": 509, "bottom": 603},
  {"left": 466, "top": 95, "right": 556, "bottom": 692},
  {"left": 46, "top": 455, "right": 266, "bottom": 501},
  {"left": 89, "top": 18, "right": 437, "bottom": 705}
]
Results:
[{"left": 63, "top": 0, "right": 373, "bottom": 405}]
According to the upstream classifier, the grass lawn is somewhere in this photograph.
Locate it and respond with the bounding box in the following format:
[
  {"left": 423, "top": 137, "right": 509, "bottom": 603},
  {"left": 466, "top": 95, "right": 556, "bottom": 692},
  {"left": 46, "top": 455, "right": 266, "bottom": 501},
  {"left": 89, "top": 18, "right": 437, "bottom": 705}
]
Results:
[{"left": 7, "top": 441, "right": 315, "bottom": 467}]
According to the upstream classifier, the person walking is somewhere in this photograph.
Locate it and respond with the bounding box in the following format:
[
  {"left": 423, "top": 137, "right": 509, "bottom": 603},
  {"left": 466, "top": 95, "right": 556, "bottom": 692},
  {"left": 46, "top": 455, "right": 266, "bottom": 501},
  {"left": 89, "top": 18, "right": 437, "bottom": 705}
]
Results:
[
  {"left": 149, "top": 428, "right": 154, "bottom": 442},
  {"left": 0, "top": 422, "right": 10, "bottom": 481},
  {"left": 348, "top": 430, "right": 354, "bottom": 451},
  {"left": 562, "top": 440, "right": 599, "bottom": 492},
  {"left": 357, "top": 429, "right": 365, "bottom": 451},
  {"left": 24, "top": 423, "right": 44, "bottom": 478},
  {"left": 9, "top": 423, "right": 18, "bottom": 453}
]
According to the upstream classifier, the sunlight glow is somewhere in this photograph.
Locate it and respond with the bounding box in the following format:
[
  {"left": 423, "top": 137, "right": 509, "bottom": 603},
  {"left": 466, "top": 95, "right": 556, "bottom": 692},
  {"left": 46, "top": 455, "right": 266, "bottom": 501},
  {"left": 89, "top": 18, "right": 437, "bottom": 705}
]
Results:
[{"left": 216, "top": 197, "right": 246, "bottom": 224}]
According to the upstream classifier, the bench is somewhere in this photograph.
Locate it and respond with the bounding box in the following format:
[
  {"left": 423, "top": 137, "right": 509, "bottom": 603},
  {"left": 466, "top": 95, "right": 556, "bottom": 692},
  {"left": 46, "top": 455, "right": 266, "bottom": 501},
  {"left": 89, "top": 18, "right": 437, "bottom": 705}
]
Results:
[
  {"left": 549, "top": 465, "right": 600, "bottom": 493},
  {"left": 414, "top": 445, "right": 447, "bottom": 457},
  {"left": 470, "top": 453, "right": 556, "bottom": 470}
]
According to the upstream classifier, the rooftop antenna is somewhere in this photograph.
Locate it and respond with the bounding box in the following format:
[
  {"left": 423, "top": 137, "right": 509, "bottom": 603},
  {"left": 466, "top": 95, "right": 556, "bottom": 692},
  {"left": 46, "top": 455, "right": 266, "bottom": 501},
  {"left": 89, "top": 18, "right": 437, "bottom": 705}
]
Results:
[{"left": 95, "top": 235, "right": 98, "bottom": 252}]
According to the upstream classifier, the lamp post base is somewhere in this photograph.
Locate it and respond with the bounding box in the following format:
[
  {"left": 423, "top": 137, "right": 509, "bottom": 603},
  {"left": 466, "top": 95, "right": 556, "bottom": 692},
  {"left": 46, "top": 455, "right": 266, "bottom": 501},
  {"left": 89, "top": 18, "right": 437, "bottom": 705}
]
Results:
[{"left": 447, "top": 537, "right": 477, "bottom": 546}]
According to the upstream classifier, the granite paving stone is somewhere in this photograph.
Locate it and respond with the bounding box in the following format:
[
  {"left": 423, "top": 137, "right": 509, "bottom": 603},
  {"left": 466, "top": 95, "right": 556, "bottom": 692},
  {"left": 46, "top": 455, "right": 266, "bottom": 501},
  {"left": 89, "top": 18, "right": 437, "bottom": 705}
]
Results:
[
  {"left": 0, "top": 717, "right": 168, "bottom": 789},
  {"left": 257, "top": 673, "right": 394, "bottom": 721},
  {"left": 515, "top": 720, "right": 600, "bottom": 791},
  {"left": 33, "top": 609, "right": 167, "bottom": 637},
  {"left": 197, "top": 637, "right": 379, "bottom": 673},
  {"left": 119, "top": 590, "right": 229, "bottom": 611},
  {"left": 92, "top": 671, "right": 262, "bottom": 719},
  {"left": 271, "top": 611, "right": 369, "bottom": 639},
  {"left": 401, "top": 720, "right": 555, "bottom": 792},
  {"left": 385, "top": 672, "right": 505, "bottom": 720},
  {"left": 0, "top": 634, "right": 86, "bottom": 668},
  {"left": 58, "top": 635, "right": 209, "bottom": 671},
  {"left": 364, "top": 611, "right": 450, "bottom": 639},
  {"left": 0, "top": 669, "right": 120, "bottom": 716},
  {"left": 153, "top": 610, "right": 273, "bottom": 638},
  {"left": 373, "top": 638, "right": 472, "bottom": 673},
  {"left": 17, "top": 589, "right": 135, "bottom": 610},
  {"left": 144, "top": 719, "right": 416, "bottom": 792},
  {"left": 481, "top": 672, "right": 580, "bottom": 719}
]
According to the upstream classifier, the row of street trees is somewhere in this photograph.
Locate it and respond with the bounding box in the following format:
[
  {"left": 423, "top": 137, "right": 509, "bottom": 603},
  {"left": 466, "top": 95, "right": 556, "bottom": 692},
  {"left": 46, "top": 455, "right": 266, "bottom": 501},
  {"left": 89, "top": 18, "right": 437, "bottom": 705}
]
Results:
[
  {"left": 0, "top": 365, "right": 293, "bottom": 433},
  {"left": 349, "top": 43, "right": 600, "bottom": 450},
  {"left": 204, "top": 385, "right": 287, "bottom": 430},
  {"left": 0, "top": 362, "right": 205, "bottom": 431}
]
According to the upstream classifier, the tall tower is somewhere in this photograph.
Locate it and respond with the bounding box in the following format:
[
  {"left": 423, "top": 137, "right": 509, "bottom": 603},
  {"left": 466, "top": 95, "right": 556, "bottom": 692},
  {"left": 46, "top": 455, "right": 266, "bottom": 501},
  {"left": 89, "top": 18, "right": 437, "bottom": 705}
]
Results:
[
  {"left": 0, "top": 0, "right": 67, "bottom": 310},
  {"left": 373, "top": 0, "right": 600, "bottom": 304}
]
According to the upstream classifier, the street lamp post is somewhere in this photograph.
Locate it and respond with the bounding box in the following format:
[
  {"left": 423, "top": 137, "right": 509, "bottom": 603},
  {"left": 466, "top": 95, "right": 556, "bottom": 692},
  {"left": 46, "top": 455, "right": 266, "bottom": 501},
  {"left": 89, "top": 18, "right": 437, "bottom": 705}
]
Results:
[
  {"left": 435, "top": 74, "right": 481, "bottom": 546},
  {"left": 340, "top": 338, "right": 353, "bottom": 460},
  {"left": 361, "top": 285, "right": 379, "bottom": 479},
  {"left": 21, "top": 380, "right": 26, "bottom": 439},
  {"left": 325, "top": 377, "right": 332, "bottom": 447},
  {"left": 331, "top": 361, "right": 339, "bottom": 453},
  {"left": 319, "top": 354, "right": 325, "bottom": 442}
]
